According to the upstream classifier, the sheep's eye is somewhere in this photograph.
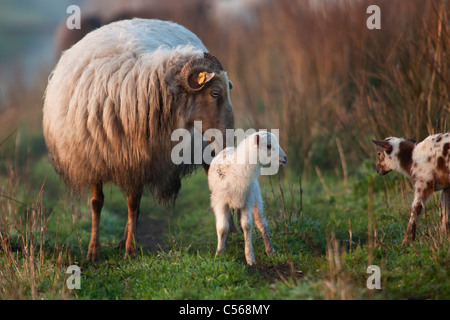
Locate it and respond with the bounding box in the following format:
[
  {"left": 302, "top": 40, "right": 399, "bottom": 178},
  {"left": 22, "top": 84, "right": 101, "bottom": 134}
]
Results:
[
  {"left": 211, "top": 91, "right": 220, "bottom": 98},
  {"left": 377, "top": 152, "right": 381, "bottom": 156}
]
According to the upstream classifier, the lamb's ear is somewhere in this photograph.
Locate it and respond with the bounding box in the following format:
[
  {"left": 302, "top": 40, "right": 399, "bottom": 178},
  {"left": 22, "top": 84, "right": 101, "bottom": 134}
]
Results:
[
  {"left": 372, "top": 139, "right": 390, "bottom": 149},
  {"left": 255, "top": 134, "right": 260, "bottom": 146}
]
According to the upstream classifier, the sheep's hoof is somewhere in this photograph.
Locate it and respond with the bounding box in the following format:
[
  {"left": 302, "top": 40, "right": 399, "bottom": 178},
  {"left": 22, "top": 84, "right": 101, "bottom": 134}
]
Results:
[
  {"left": 401, "top": 235, "right": 413, "bottom": 246},
  {"left": 246, "top": 258, "right": 256, "bottom": 266},
  {"left": 87, "top": 242, "right": 100, "bottom": 261},
  {"left": 215, "top": 248, "right": 226, "bottom": 256},
  {"left": 266, "top": 247, "right": 275, "bottom": 256},
  {"left": 124, "top": 241, "right": 137, "bottom": 258}
]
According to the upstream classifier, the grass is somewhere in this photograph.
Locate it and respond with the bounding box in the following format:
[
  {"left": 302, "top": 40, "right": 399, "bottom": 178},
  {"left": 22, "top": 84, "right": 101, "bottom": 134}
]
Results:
[{"left": 1, "top": 133, "right": 449, "bottom": 300}]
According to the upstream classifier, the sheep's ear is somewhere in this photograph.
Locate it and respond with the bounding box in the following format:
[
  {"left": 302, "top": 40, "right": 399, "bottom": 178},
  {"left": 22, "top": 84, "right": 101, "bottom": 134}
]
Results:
[
  {"left": 372, "top": 139, "right": 391, "bottom": 150},
  {"left": 255, "top": 134, "right": 260, "bottom": 146},
  {"left": 197, "top": 72, "right": 215, "bottom": 85},
  {"left": 407, "top": 138, "right": 417, "bottom": 144}
]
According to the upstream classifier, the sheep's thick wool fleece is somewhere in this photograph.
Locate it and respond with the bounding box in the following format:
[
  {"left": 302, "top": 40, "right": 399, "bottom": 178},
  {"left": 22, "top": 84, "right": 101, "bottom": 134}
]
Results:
[{"left": 43, "top": 19, "right": 206, "bottom": 198}]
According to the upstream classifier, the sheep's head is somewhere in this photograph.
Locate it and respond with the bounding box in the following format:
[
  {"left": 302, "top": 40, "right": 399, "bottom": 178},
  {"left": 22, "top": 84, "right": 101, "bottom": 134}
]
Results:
[
  {"left": 373, "top": 139, "right": 395, "bottom": 175},
  {"left": 254, "top": 132, "right": 288, "bottom": 167},
  {"left": 180, "top": 52, "right": 234, "bottom": 153},
  {"left": 373, "top": 137, "right": 417, "bottom": 176}
]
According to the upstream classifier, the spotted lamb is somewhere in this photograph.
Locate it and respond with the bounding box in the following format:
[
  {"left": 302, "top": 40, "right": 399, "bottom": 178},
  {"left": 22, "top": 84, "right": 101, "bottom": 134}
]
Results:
[{"left": 373, "top": 134, "right": 450, "bottom": 244}]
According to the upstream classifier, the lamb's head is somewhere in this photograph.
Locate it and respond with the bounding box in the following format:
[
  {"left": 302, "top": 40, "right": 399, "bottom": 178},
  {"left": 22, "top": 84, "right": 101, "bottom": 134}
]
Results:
[
  {"left": 252, "top": 131, "right": 288, "bottom": 167},
  {"left": 180, "top": 52, "right": 234, "bottom": 152},
  {"left": 373, "top": 137, "right": 416, "bottom": 176}
]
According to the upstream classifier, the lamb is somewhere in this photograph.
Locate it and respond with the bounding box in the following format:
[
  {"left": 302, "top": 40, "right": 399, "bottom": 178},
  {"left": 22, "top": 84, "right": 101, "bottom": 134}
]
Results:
[
  {"left": 43, "top": 19, "right": 234, "bottom": 260},
  {"left": 373, "top": 134, "right": 450, "bottom": 244},
  {"left": 208, "top": 131, "right": 288, "bottom": 265}
]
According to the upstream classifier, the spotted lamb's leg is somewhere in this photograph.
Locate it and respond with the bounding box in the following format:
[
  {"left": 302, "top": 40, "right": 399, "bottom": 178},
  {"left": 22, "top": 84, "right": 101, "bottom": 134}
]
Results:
[
  {"left": 87, "top": 182, "right": 104, "bottom": 261},
  {"left": 214, "top": 203, "right": 230, "bottom": 256},
  {"left": 402, "top": 182, "right": 433, "bottom": 244},
  {"left": 440, "top": 188, "right": 450, "bottom": 237},
  {"left": 240, "top": 206, "right": 256, "bottom": 266},
  {"left": 252, "top": 184, "right": 275, "bottom": 255},
  {"left": 124, "top": 188, "right": 142, "bottom": 258}
]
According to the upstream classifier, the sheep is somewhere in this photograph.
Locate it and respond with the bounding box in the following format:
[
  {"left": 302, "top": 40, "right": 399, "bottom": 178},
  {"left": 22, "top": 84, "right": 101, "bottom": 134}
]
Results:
[
  {"left": 208, "top": 131, "right": 288, "bottom": 265},
  {"left": 43, "top": 19, "right": 234, "bottom": 260},
  {"left": 373, "top": 134, "right": 450, "bottom": 244}
]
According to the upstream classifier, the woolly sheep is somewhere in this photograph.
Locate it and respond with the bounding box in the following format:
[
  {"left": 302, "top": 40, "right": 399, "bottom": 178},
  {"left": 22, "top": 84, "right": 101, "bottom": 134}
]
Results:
[
  {"left": 208, "top": 131, "right": 288, "bottom": 265},
  {"left": 373, "top": 134, "right": 450, "bottom": 244},
  {"left": 43, "top": 19, "right": 234, "bottom": 260}
]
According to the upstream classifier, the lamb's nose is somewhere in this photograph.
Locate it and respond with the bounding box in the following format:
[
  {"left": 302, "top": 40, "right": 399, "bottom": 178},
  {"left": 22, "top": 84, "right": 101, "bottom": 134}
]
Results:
[{"left": 281, "top": 155, "right": 288, "bottom": 165}]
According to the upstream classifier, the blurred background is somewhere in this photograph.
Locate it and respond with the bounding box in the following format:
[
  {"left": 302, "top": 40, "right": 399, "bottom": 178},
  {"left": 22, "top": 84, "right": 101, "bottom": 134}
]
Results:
[{"left": 0, "top": 0, "right": 448, "bottom": 176}]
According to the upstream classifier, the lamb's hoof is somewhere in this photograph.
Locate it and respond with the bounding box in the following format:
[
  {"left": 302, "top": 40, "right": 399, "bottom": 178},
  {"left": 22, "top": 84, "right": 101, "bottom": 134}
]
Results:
[
  {"left": 245, "top": 253, "right": 256, "bottom": 266},
  {"left": 401, "top": 235, "right": 413, "bottom": 246},
  {"left": 266, "top": 247, "right": 276, "bottom": 256},
  {"left": 246, "top": 258, "right": 256, "bottom": 266}
]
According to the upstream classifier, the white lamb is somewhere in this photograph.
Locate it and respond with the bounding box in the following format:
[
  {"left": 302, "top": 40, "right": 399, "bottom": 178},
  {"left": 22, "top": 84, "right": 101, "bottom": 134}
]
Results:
[{"left": 208, "top": 131, "right": 288, "bottom": 265}]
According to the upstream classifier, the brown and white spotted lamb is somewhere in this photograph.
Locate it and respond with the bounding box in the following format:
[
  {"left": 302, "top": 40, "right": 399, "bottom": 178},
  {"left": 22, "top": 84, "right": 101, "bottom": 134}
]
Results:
[{"left": 373, "top": 134, "right": 450, "bottom": 244}]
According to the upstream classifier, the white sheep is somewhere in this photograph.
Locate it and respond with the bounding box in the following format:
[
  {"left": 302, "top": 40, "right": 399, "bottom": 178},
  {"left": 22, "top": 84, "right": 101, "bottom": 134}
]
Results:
[
  {"left": 208, "top": 131, "right": 288, "bottom": 265},
  {"left": 43, "top": 18, "right": 234, "bottom": 260}
]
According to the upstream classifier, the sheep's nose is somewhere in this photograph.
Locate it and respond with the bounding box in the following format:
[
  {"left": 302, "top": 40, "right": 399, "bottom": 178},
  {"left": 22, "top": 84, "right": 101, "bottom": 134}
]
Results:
[{"left": 280, "top": 155, "right": 288, "bottom": 166}]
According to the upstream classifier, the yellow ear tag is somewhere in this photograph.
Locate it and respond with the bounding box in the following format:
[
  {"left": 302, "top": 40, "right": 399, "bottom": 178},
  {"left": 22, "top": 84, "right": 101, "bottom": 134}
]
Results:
[{"left": 198, "top": 72, "right": 215, "bottom": 85}]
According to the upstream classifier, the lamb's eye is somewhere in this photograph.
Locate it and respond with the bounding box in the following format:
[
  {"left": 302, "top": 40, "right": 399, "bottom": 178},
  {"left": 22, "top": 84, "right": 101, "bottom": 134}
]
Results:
[
  {"left": 211, "top": 91, "right": 220, "bottom": 98},
  {"left": 267, "top": 144, "right": 272, "bottom": 149}
]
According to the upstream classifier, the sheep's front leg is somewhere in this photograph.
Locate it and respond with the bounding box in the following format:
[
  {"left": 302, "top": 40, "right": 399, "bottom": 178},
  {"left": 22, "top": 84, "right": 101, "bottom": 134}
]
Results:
[
  {"left": 214, "top": 204, "right": 230, "bottom": 256},
  {"left": 240, "top": 207, "right": 256, "bottom": 266},
  {"left": 440, "top": 188, "right": 450, "bottom": 237},
  {"left": 252, "top": 186, "right": 275, "bottom": 255},
  {"left": 124, "top": 188, "right": 142, "bottom": 258},
  {"left": 87, "top": 182, "right": 104, "bottom": 261},
  {"left": 402, "top": 184, "right": 433, "bottom": 244}
]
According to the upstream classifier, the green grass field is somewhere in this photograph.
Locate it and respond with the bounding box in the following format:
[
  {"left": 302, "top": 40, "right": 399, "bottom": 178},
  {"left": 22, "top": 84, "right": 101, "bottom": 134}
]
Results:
[{"left": 1, "top": 132, "right": 449, "bottom": 300}]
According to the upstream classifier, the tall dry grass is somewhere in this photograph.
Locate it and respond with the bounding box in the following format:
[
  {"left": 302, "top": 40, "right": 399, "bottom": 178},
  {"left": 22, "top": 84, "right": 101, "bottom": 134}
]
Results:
[{"left": 194, "top": 0, "right": 450, "bottom": 174}]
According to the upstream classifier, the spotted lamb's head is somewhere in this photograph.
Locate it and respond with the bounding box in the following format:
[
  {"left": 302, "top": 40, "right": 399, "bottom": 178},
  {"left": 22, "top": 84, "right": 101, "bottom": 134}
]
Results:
[{"left": 372, "top": 137, "right": 417, "bottom": 176}]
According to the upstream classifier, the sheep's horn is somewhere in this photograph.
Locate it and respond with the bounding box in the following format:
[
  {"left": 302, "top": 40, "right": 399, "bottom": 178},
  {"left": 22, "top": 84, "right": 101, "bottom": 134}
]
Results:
[{"left": 180, "top": 52, "right": 224, "bottom": 92}]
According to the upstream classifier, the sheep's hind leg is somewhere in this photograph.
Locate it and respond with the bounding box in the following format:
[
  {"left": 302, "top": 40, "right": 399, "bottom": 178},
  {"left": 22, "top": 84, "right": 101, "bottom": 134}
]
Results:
[
  {"left": 214, "top": 204, "right": 230, "bottom": 256},
  {"left": 240, "top": 207, "right": 256, "bottom": 266},
  {"left": 87, "top": 182, "right": 104, "bottom": 261},
  {"left": 402, "top": 185, "right": 432, "bottom": 244},
  {"left": 252, "top": 193, "right": 275, "bottom": 255},
  {"left": 440, "top": 188, "right": 450, "bottom": 237},
  {"left": 124, "top": 188, "right": 142, "bottom": 258}
]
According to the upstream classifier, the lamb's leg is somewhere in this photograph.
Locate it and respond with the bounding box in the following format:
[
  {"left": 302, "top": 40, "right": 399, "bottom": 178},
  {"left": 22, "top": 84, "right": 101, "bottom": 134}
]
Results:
[
  {"left": 252, "top": 190, "right": 275, "bottom": 255},
  {"left": 240, "top": 207, "right": 256, "bottom": 266},
  {"left": 214, "top": 204, "right": 230, "bottom": 255},
  {"left": 87, "top": 182, "right": 104, "bottom": 261},
  {"left": 228, "top": 209, "right": 237, "bottom": 234},
  {"left": 124, "top": 188, "right": 142, "bottom": 258},
  {"left": 402, "top": 184, "right": 432, "bottom": 244},
  {"left": 440, "top": 188, "right": 450, "bottom": 237}
]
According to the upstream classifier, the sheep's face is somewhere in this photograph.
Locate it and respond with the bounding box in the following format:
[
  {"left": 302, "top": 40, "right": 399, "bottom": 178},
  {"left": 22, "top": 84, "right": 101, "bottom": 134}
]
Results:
[
  {"left": 373, "top": 139, "right": 394, "bottom": 175},
  {"left": 186, "top": 71, "right": 234, "bottom": 152},
  {"left": 255, "top": 132, "right": 288, "bottom": 167}
]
